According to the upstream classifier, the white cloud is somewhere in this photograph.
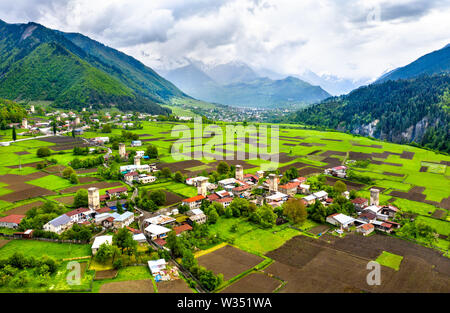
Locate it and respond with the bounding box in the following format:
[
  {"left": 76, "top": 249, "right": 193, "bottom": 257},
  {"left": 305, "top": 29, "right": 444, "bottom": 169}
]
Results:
[{"left": 0, "top": 0, "right": 449, "bottom": 80}]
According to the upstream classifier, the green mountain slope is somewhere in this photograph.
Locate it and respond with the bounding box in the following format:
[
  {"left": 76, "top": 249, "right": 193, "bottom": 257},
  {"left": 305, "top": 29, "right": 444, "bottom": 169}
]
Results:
[
  {"left": 0, "top": 19, "right": 189, "bottom": 114},
  {"left": 293, "top": 75, "right": 450, "bottom": 153},
  {"left": 376, "top": 44, "right": 450, "bottom": 83}
]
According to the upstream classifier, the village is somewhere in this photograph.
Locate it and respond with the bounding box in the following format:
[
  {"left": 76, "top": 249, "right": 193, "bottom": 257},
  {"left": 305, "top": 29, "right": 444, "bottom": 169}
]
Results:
[{"left": 0, "top": 103, "right": 448, "bottom": 294}]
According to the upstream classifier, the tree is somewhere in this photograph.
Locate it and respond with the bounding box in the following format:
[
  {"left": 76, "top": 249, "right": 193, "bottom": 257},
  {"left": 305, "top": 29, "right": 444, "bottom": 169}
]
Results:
[
  {"left": 146, "top": 145, "right": 158, "bottom": 159},
  {"left": 101, "top": 124, "right": 112, "bottom": 133},
  {"left": 160, "top": 167, "right": 171, "bottom": 178},
  {"left": 174, "top": 171, "right": 184, "bottom": 183},
  {"left": 36, "top": 147, "right": 51, "bottom": 158},
  {"left": 73, "top": 189, "right": 88, "bottom": 208},
  {"left": 62, "top": 166, "right": 76, "bottom": 179},
  {"left": 12, "top": 126, "right": 16, "bottom": 141},
  {"left": 52, "top": 122, "right": 57, "bottom": 135},
  {"left": 95, "top": 243, "right": 114, "bottom": 263},
  {"left": 113, "top": 227, "right": 137, "bottom": 254},
  {"left": 334, "top": 181, "right": 347, "bottom": 194},
  {"left": 207, "top": 208, "right": 219, "bottom": 224},
  {"left": 283, "top": 198, "right": 307, "bottom": 225},
  {"left": 71, "top": 129, "right": 75, "bottom": 138},
  {"left": 285, "top": 167, "right": 299, "bottom": 180},
  {"left": 148, "top": 189, "right": 166, "bottom": 206},
  {"left": 69, "top": 173, "right": 79, "bottom": 184},
  {"left": 217, "top": 161, "right": 230, "bottom": 175}
]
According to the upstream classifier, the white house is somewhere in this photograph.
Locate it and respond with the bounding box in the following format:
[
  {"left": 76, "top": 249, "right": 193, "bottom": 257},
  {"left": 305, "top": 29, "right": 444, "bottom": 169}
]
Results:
[
  {"left": 43, "top": 214, "right": 72, "bottom": 234},
  {"left": 91, "top": 235, "right": 113, "bottom": 254},
  {"left": 326, "top": 213, "right": 355, "bottom": 229},
  {"left": 148, "top": 259, "right": 167, "bottom": 275},
  {"left": 145, "top": 224, "right": 171, "bottom": 240}
]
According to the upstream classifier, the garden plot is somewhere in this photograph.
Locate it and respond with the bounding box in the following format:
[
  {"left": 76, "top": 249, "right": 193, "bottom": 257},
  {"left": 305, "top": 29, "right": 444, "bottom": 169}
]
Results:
[
  {"left": 197, "top": 245, "right": 264, "bottom": 281},
  {"left": 95, "top": 269, "right": 118, "bottom": 280},
  {"left": 220, "top": 273, "right": 281, "bottom": 293},
  {"left": 157, "top": 279, "right": 193, "bottom": 293},
  {"left": 60, "top": 181, "right": 123, "bottom": 194},
  {"left": 1, "top": 200, "right": 44, "bottom": 215},
  {"left": 99, "top": 280, "right": 154, "bottom": 293}
]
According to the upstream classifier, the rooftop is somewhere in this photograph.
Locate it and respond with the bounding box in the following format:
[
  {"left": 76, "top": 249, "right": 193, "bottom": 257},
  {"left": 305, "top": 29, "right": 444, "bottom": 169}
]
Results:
[{"left": 0, "top": 214, "right": 25, "bottom": 224}]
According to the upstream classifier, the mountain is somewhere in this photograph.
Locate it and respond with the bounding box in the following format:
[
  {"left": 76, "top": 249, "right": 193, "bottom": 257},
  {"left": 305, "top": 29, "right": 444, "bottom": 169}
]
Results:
[
  {"left": 376, "top": 44, "right": 450, "bottom": 83},
  {"left": 201, "top": 61, "right": 260, "bottom": 85},
  {"left": 163, "top": 62, "right": 330, "bottom": 108},
  {"left": 296, "top": 70, "right": 370, "bottom": 96},
  {"left": 0, "top": 19, "right": 189, "bottom": 114},
  {"left": 293, "top": 75, "right": 450, "bottom": 153}
]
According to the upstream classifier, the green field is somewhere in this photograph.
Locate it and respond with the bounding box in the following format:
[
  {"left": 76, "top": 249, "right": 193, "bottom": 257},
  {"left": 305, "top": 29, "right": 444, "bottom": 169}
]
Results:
[
  {"left": 0, "top": 240, "right": 91, "bottom": 260},
  {"left": 375, "top": 251, "right": 404, "bottom": 271}
]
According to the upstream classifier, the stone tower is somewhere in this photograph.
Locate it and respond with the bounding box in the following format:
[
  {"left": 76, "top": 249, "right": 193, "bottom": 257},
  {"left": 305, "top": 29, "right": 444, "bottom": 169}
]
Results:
[
  {"left": 370, "top": 188, "right": 380, "bottom": 206},
  {"left": 268, "top": 174, "right": 278, "bottom": 193},
  {"left": 235, "top": 165, "right": 244, "bottom": 181},
  {"left": 119, "top": 143, "right": 126, "bottom": 158},
  {"left": 197, "top": 177, "right": 208, "bottom": 197},
  {"left": 30, "top": 105, "right": 35, "bottom": 114},
  {"left": 75, "top": 117, "right": 80, "bottom": 125},
  {"left": 134, "top": 155, "right": 141, "bottom": 166},
  {"left": 88, "top": 187, "right": 100, "bottom": 210},
  {"left": 22, "top": 118, "right": 28, "bottom": 129}
]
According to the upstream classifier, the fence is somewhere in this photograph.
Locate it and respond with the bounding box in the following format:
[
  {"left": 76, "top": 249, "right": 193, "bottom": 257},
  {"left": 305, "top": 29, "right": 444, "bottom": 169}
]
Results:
[{"left": 0, "top": 233, "right": 88, "bottom": 244}]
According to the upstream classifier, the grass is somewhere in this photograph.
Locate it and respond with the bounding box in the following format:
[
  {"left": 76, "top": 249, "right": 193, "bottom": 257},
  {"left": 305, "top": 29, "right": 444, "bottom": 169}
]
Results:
[
  {"left": 208, "top": 217, "right": 302, "bottom": 254},
  {"left": 27, "top": 174, "right": 73, "bottom": 190},
  {"left": 91, "top": 265, "right": 153, "bottom": 293},
  {"left": 375, "top": 251, "right": 403, "bottom": 271},
  {"left": 415, "top": 216, "right": 450, "bottom": 236},
  {"left": 0, "top": 240, "right": 91, "bottom": 260}
]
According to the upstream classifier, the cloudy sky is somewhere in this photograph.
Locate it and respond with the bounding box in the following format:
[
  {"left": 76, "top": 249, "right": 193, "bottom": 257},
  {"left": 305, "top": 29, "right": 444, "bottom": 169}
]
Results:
[{"left": 1, "top": 0, "right": 449, "bottom": 81}]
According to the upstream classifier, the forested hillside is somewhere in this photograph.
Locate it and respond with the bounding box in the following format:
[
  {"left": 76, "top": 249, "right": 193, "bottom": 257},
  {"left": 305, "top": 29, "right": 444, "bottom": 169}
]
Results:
[
  {"left": 0, "top": 19, "right": 185, "bottom": 115},
  {"left": 293, "top": 75, "right": 450, "bottom": 153},
  {"left": 0, "top": 98, "right": 27, "bottom": 128}
]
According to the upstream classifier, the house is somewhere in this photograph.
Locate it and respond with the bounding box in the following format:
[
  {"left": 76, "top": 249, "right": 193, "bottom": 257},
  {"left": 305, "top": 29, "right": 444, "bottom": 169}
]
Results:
[
  {"left": 232, "top": 184, "right": 252, "bottom": 196},
  {"left": 357, "top": 223, "right": 375, "bottom": 236},
  {"left": 352, "top": 198, "right": 369, "bottom": 211},
  {"left": 265, "top": 192, "right": 289, "bottom": 205},
  {"left": 124, "top": 171, "right": 139, "bottom": 183},
  {"left": 96, "top": 207, "right": 112, "bottom": 214},
  {"left": 131, "top": 140, "right": 142, "bottom": 147},
  {"left": 298, "top": 183, "right": 310, "bottom": 194},
  {"left": 358, "top": 211, "right": 377, "bottom": 223},
  {"left": 363, "top": 205, "right": 389, "bottom": 221},
  {"left": 379, "top": 205, "right": 399, "bottom": 218},
  {"left": 102, "top": 217, "right": 115, "bottom": 229},
  {"left": 136, "top": 150, "right": 145, "bottom": 157},
  {"left": 95, "top": 213, "right": 113, "bottom": 224},
  {"left": 145, "top": 224, "right": 171, "bottom": 241},
  {"left": 92, "top": 235, "right": 113, "bottom": 254},
  {"left": 212, "top": 197, "right": 233, "bottom": 207},
  {"left": 138, "top": 174, "right": 156, "bottom": 184},
  {"left": 119, "top": 164, "right": 151, "bottom": 173},
  {"left": 43, "top": 214, "right": 72, "bottom": 234},
  {"left": 0, "top": 214, "right": 25, "bottom": 229},
  {"left": 144, "top": 215, "right": 176, "bottom": 227},
  {"left": 302, "top": 194, "right": 317, "bottom": 206},
  {"left": 243, "top": 174, "right": 259, "bottom": 184},
  {"left": 133, "top": 233, "right": 147, "bottom": 243},
  {"left": 326, "top": 213, "right": 355, "bottom": 229},
  {"left": 148, "top": 259, "right": 167, "bottom": 276},
  {"left": 186, "top": 209, "right": 207, "bottom": 225},
  {"left": 181, "top": 195, "right": 205, "bottom": 210},
  {"left": 113, "top": 211, "right": 135, "bottom": 229},
  {"left": 173, "top": 224, "right": 193, "bottom": 236},
  {"left": 106, "top": 186, "right": 128, "bottom": 198},
  {"left": 313, "top": 191, "right": 328, "bottom": 201},
  {"left": 66, "top": 208, "right": 91, "bottom": 223},
  {"left": 278, "top": 182, "right": 299, "bottom": 196}
]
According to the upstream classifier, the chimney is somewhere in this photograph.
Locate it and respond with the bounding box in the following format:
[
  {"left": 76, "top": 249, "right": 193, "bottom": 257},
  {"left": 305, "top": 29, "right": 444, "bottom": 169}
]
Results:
[
  {"left": 88, "top": 187, "right": 100, "bottom": 210},
  {"left": 235, "top": 165, "right": 244, "bottom": 181},
  {"left": 370, "top": 188, "right": 380, "bottom": 206}
]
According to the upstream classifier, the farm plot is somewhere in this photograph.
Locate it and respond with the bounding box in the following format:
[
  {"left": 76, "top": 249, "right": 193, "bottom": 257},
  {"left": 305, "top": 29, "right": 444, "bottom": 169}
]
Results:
[
  {"left": 325, "top": 177, "right": 366, "bottom": 190},
  {"left": 60, "top": 181, "right": 124, "bottom": 194},
  {"left": 220, "top": 273, "right": 281, "bottom": 293},
  {"left": 1, "top": 200, "right": 44, "bottom": 215},
  {"left": 99, "top": 280, "right": 154, "bottom": 293},
  {"left": 265, "top": 235, "right": 450, "bottom": 293},
  {"left": 95, "top": 269, "right": 118, "bottom": 280},
  {"left": 157, "top": 279, "right": 193, "bottom": 293},
  {"left": 197, "top": 245, "right": 264, "bottom": 281}
]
